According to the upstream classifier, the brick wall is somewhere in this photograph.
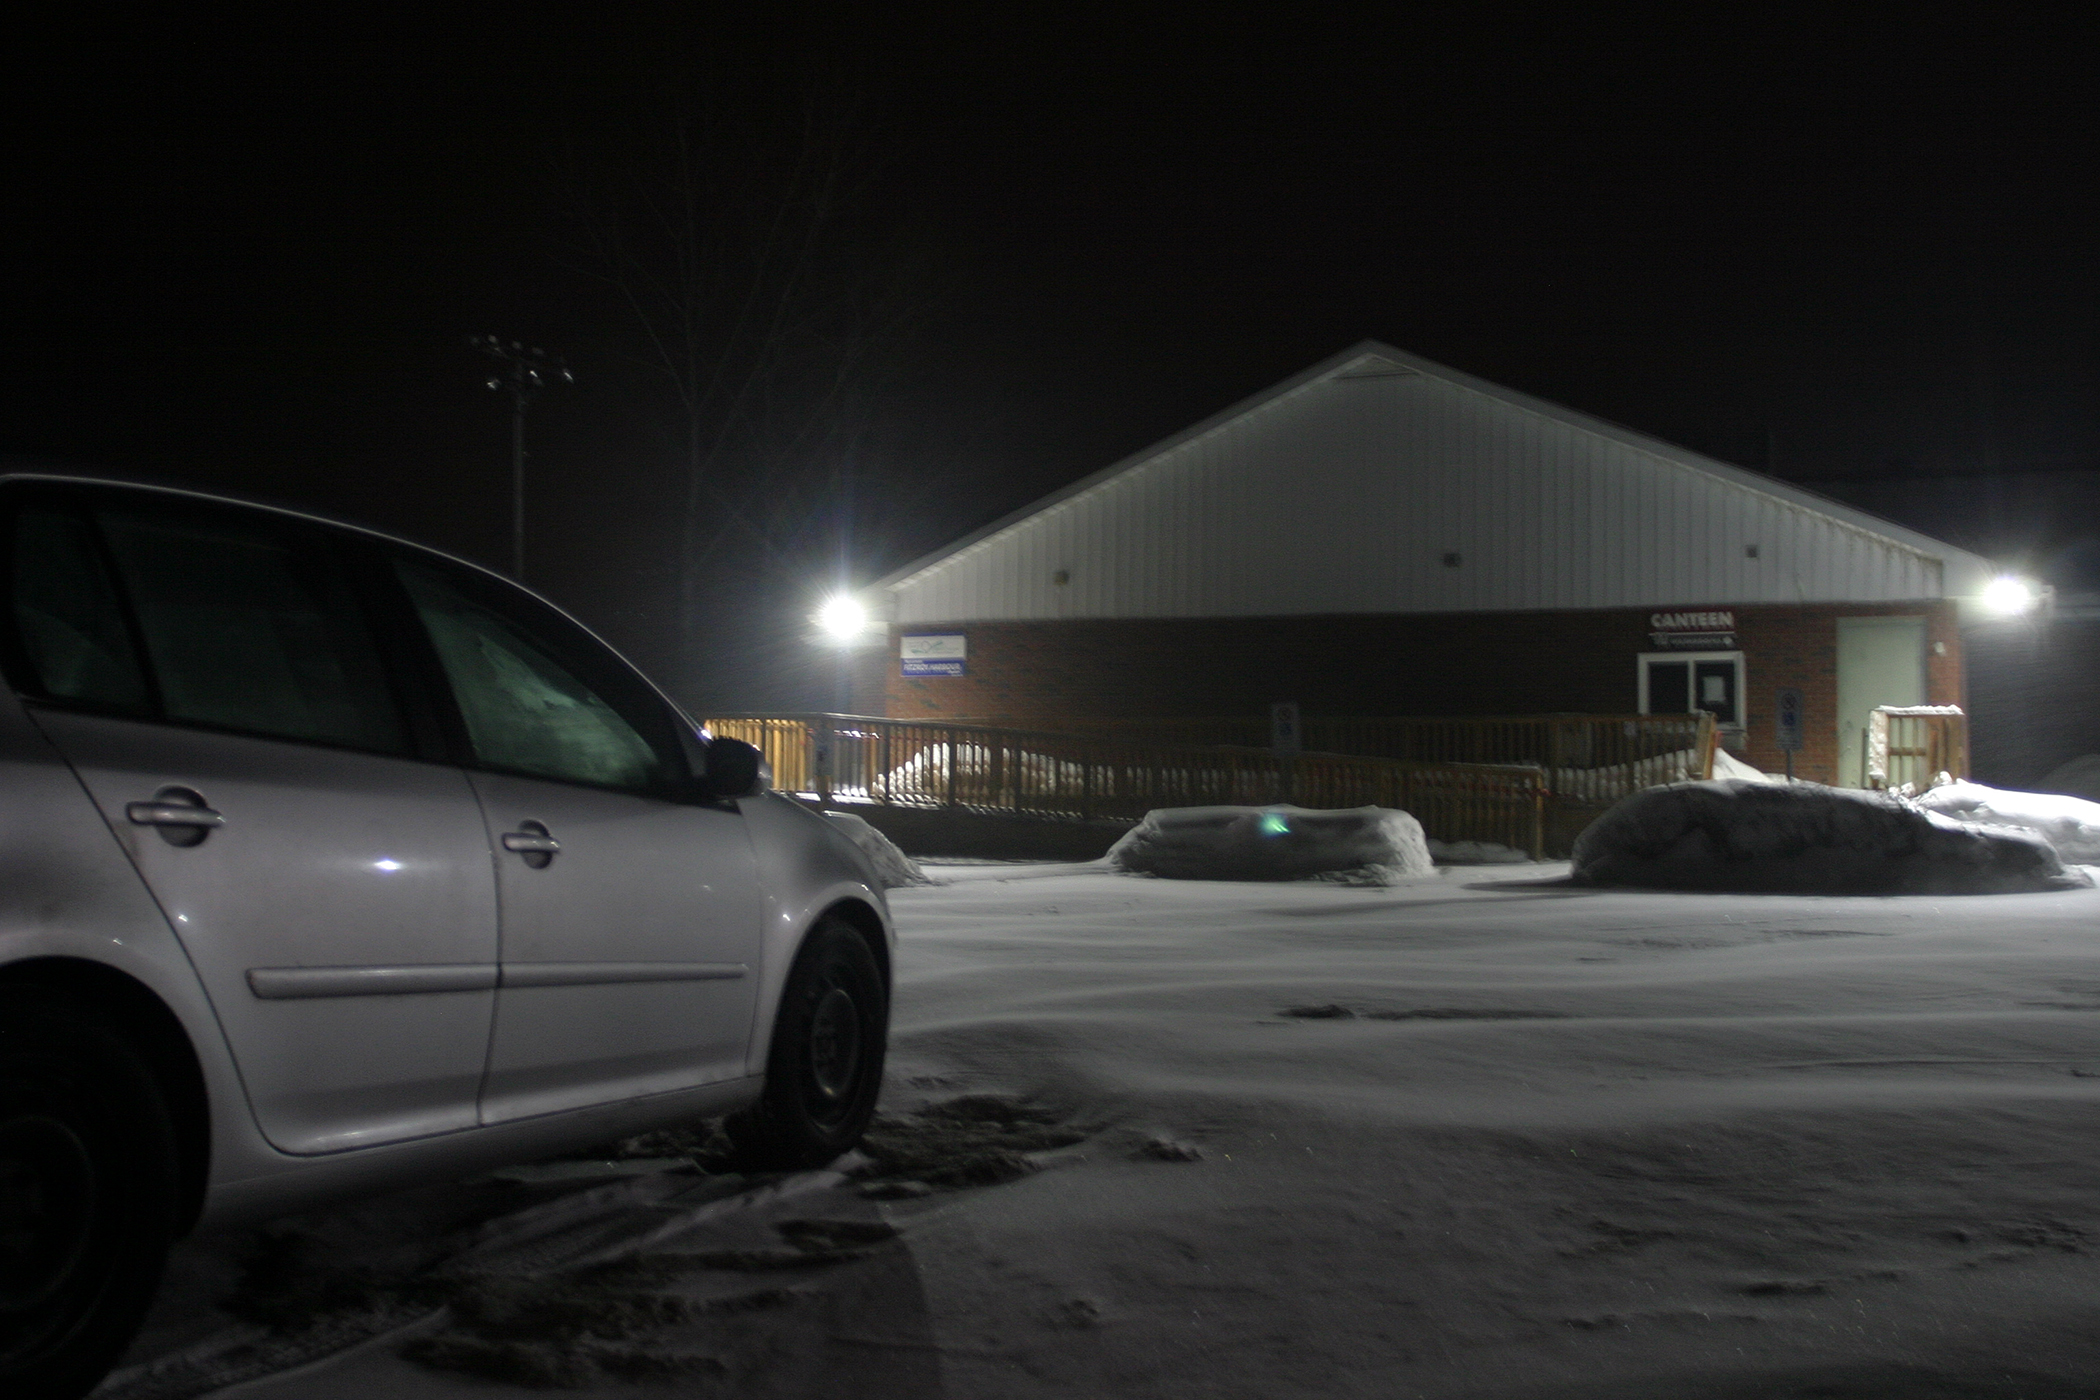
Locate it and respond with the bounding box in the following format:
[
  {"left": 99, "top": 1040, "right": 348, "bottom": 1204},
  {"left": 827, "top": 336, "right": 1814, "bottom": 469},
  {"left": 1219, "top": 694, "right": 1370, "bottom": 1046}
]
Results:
[
  {"left": 882, "top": 600, "right": 1964, "bottom": 787},
  {"left": 1729, "top": 602, "right": 1963, "bottom": 782}
]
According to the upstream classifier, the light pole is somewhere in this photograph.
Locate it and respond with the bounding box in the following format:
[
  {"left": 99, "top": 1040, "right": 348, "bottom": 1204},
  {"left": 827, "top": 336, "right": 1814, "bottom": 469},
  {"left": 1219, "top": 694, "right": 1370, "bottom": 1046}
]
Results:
[
  {"left": 815, "top": 594, "right": 871, "bottom": 713},
  {"left": 470, "top": 335, "right": 571, "bottom": 582}
]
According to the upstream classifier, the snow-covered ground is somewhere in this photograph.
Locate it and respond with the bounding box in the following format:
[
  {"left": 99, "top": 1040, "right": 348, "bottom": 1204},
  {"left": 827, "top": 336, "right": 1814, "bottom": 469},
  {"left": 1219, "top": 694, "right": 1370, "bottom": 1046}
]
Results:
[{"left": 116, "top": 859, "right": 2100, "bottom": 1398}]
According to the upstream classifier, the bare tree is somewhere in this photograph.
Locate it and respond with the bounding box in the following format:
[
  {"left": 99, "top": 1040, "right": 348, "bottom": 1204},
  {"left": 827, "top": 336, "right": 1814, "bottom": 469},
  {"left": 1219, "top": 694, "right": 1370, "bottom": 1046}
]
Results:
[{"left": 563, "top": 70, "right": 927, "bottom": 704}]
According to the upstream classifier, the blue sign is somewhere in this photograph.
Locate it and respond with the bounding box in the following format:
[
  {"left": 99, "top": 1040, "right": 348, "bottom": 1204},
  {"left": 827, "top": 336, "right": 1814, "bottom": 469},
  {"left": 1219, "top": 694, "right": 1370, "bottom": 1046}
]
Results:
[
  {"left": 900, "top": 633, "right": 966, "bottom": 677},
  {"left": 1270, "top": 701, "right": 1301, "bottom": 755},
  {"left": 1775, "top": 687, "right": 1804, "bottom": 753}
]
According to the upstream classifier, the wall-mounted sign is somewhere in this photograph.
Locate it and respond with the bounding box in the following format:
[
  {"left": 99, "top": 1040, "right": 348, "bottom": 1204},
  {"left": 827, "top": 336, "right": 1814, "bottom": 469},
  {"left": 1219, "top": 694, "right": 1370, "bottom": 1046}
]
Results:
[
  {"left": 1270, "top": 701, "right": 1301, "bottom": 755},
  {"left": 1649, "top": 609, "right": 1736, "bottom": 650},
  {"left": 1774, "top": 686, "right": 1804, "bottom": 753},
  {"left": 900, "top": 633, "right": 966, "bottom": 677}
]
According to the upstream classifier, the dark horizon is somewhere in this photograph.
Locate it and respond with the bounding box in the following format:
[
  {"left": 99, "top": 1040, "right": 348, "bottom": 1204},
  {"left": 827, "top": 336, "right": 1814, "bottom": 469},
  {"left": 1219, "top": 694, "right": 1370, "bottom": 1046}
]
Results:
[{"left": 9, "top": 17, "right": 2097, "bottom": 704}]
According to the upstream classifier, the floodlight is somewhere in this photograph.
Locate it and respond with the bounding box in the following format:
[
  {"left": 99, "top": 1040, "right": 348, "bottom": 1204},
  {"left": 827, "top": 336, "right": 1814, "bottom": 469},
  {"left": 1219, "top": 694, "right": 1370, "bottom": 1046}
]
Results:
[
  {"left": 1982, "top": 576, "right": 2038, "bottom": 617},
  {"left": 816, "top": 594, "right": 869, "bottom": 642}
]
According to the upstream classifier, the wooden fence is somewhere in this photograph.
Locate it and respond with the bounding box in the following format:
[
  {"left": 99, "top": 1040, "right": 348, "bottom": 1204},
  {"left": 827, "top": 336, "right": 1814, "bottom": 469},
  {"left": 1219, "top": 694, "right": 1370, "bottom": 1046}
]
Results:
[
  {"left": 1866, "top": 708, "right": 1969, "bottom": 792},
  {"left": 702, "top": 714, "right": 1551, "bottom": 858},
  {"left": 1022, "top": 712, "right": 1716, "bottom": 773},
  {"left": 1003, "top": 712, "right": 1717, "bottom": 852}
]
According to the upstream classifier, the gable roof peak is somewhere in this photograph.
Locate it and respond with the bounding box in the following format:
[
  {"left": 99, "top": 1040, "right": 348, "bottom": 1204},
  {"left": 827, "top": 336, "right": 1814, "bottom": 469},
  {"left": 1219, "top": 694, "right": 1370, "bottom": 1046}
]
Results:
[{"left": 875, "top": 339, "right": 1994, "bottom": 595}]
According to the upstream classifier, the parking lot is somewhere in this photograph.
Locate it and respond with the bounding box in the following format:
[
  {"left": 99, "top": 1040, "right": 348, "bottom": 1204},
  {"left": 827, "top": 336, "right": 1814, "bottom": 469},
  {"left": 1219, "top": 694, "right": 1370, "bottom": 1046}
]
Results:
[{"left": 108, "top": 860, "right": 2100, "bottom": 1398}]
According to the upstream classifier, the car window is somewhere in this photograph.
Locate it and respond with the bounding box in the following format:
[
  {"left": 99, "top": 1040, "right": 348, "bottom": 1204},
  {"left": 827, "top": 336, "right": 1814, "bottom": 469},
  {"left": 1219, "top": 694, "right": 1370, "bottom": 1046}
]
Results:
[
  {"left": 8, "top": 506, "right": 152, "bottom": 712},
  {"left": 393, "top": 559, "right": 668, "bottom": 792},
  {"left": 95, "top": 507, "right": 411, "bottom": 755}
]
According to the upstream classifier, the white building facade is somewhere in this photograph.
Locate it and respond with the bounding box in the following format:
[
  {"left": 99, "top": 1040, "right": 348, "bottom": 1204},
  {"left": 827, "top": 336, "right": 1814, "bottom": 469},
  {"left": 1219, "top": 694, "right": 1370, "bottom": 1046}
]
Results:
[{"left": 871, "top": 343, "right": 1999, "bottom": 786}]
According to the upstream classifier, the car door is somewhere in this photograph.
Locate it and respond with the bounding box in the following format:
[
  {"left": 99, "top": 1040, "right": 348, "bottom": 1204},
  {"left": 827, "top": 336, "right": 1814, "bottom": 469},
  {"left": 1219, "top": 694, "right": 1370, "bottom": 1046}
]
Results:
[
  {"left": 386, "top": 554, "right": 764, "bottom": 1125},
  {"left": 0, "top": 486, "right": 501, "bottom": 1155}
]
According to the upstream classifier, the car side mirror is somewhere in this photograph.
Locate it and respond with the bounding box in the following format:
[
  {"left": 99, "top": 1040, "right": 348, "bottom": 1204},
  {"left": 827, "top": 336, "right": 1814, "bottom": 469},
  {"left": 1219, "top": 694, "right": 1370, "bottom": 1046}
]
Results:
[{"left": 703, "top": 737, "right": 769, "bottom": 799}]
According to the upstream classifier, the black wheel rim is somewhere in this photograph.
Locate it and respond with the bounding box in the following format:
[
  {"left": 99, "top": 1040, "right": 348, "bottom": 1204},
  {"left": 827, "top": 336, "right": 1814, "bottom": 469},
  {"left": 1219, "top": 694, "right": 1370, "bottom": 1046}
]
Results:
[
  {"left": 806, "top": 984, "right": 862, "bottom": 1111},
  {"left": 0, "top": 1113, "right": 98, "bottom": 1314}
]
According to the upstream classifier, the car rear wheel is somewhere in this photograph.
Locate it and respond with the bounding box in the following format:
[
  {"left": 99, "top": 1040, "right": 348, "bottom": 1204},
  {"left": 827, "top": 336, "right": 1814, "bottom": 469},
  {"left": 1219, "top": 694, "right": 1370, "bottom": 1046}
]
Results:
[
  {"left": 727, "top": 918, "right": 887, "bottom": 1171},
  {"left": 0, "top": 990, "right": 181, "bottom": 1400}
]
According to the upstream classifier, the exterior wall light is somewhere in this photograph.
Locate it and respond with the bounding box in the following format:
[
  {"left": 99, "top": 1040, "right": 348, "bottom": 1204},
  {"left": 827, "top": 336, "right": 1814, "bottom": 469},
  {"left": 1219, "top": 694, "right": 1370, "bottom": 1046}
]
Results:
[
  {"left": 816, "top": 594, "right": 869, "bottom": 642},
  {"left": 1981, "top": 576, "right": 2039, "bottom": 617}
]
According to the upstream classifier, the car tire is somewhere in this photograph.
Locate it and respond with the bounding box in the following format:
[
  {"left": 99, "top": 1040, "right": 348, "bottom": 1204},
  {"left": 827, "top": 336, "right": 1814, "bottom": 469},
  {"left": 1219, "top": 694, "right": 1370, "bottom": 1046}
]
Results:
[
  {"left": 726, "top": 918, "right": 887, "bottom": 1171},
  {"left": 0, "top": 989, "right": 182, "bottom": 1400}
]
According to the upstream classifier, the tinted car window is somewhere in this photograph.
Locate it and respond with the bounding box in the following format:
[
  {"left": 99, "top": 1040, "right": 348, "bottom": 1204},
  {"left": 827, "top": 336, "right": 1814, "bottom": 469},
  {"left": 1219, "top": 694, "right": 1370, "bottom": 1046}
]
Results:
[
  {"left": 97, "top": 508, "right": 410, "bottom": 755},
  {"left": 394, "top": 559, "right": 667, "bottom": 792},
  {"left": 9, "top": 506, "right": 151, "bottom": 712}
]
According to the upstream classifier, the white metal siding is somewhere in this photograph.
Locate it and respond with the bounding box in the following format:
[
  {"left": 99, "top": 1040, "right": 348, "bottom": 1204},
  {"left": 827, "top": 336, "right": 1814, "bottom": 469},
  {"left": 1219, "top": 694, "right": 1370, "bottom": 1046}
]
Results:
[{"left": 892, "top": 367, "right": 1951, "bottom": 625}]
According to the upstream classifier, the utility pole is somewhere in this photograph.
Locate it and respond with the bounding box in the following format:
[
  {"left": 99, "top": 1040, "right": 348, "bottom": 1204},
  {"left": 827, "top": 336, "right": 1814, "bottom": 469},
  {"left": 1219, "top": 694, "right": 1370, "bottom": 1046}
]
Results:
[{"left": 470, "top": 335, "right": 571, "bottom": 582}]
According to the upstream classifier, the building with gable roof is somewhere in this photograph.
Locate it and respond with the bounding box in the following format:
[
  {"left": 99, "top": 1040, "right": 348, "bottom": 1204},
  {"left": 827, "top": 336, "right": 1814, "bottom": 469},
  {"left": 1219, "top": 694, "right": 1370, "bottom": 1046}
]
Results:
[{"left": 866, "top": 342, "right": 2003, "bottom": 786}]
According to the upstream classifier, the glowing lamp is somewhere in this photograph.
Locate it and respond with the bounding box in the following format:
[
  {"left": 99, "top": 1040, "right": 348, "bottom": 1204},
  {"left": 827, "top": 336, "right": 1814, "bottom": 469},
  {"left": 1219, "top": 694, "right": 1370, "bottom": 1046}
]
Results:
[
  {"left": 1982, "top": 576, "right": 2037, "bottom": 617},
  {"left": 816, "top": 595, "right": 869, "bottom": 642}
]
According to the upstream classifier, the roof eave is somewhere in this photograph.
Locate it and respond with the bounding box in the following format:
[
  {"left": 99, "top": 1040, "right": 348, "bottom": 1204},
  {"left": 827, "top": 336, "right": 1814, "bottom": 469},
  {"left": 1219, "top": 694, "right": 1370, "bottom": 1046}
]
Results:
[
  {"left": 874, "top": 339, "right": 1999, "bottom": 599},
  {"left": 872, "top": 341, "right": 1392, "bottom": 592}
]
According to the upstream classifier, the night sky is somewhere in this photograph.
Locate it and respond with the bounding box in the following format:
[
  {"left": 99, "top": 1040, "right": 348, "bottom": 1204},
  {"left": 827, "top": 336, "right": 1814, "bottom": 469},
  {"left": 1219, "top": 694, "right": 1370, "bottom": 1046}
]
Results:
[{"left": 9, "top": 15, "right": 2097, "bottom": 706}]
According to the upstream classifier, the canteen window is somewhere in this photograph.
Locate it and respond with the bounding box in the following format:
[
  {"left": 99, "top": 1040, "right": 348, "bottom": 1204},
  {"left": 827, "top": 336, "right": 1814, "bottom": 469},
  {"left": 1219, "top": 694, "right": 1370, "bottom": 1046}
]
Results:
[{"left": 1639, "top": 652, "right": 1743, "bottom": 727}]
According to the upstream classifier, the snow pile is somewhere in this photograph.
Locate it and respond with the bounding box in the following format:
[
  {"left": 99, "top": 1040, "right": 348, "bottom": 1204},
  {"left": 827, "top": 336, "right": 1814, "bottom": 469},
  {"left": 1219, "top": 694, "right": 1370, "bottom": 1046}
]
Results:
[
  {"left": 1572, "top": 778, "right": 2085, "bottom": 894},
  {"left": 1546, "top": 742, "right": 1786, "bottom": 801},
  {"left": 2037, "top": 753, "right": 2100, "bottom": 803},
  {"left": 1913, "top": 779, "right": 2100, "bottom": 865},
  {"left": 876, "top": 741, "right": 1092, "bottom": 804},
  {"left": 1107, "top": 804, "right": 1433, "bottom": 883},
  {"left": 822, "top": 811, "right": 934, "bottom": 887},
  {"left": 1709, "top": 747, "right": 1781, "bottom": 783},
  {"left": 1546, "top": 747, "right": 1703, "bottom": 801}
]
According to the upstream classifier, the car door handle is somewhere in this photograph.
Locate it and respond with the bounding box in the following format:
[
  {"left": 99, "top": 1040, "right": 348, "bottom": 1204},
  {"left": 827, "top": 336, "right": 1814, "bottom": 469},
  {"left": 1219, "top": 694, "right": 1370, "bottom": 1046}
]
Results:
[
  {"left": 126, "top": 802, "right": 226, "bottom": 829},
  {"left": 501, "top": 831, "right": 559, "bottom": 853},
  {"left": 501, "top": 821, "right": 558, "bottom": 868},
  {"left": 126, "top": 787, "right": 224, "bottom": 847}
]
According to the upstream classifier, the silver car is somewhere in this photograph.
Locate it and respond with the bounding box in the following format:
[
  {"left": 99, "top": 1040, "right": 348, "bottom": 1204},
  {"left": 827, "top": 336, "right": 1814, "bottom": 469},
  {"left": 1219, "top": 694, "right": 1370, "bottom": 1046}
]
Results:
[{"left": 0, "top": 476, "right": 893, "bottom": 1398}]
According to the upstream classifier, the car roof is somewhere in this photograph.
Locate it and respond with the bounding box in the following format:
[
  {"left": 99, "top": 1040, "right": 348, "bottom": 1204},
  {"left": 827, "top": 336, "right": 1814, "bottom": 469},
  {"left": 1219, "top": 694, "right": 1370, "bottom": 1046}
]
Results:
[
  {"left": 0, "top": 469, "right": 625, "bottom": 641},
  {"left": 0, "top": 470, "right": 686, "bottom": 714},
  {"left": 1, "top": 469, "right": 484, "bottom": 571}
]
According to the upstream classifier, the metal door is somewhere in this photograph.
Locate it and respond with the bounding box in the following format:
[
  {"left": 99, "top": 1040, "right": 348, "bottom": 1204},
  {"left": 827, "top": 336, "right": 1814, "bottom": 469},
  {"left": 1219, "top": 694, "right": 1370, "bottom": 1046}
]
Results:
[
  {"left": 387, "top": 555, "right": 764, "bottom": 1126},
  {"left": 38, "top": 716, "right": 501, "bottom": 1152},
  {"left": 1836, "top": 616, "right": 1926, "bottom": 787},
  {"left": 8, "top": 493, "right": 499, "bottom": 1154},
  {"left": 469, "top": 772, "right": 763, "bottom": 1122}
]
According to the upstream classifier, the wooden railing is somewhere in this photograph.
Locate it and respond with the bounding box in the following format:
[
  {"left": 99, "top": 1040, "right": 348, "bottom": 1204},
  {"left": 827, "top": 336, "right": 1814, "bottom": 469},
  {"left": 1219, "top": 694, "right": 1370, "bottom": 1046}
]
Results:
[
  {"left": 1867, "top": 707, "right": 1969, "bottom": 792},
  {"left": 996, "top": 712, "right": 1715, "bottom": 841},
  {"left": 702, "top": 714, "right": 1551, "bottom": 858},
  {"left": 1001, "top": 712, "right": 1717, "bottom": 775}
]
